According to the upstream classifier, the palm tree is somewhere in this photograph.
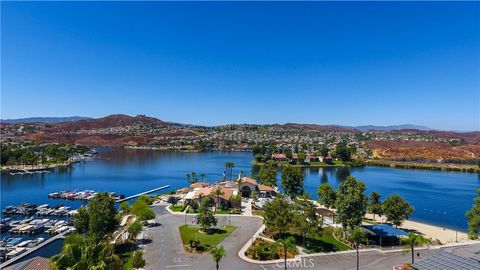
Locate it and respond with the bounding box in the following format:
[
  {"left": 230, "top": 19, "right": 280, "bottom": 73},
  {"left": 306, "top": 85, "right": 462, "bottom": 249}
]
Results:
[
  {"left": 186, "top": 174, "right": 191, "bottom": 186},
  {"left": 191, "top": 172, "right": 197, "bottom": 183},
  {"left": 200, "top": 173, "right": 206, "bottom": 182},
  {"left": 403, "top": 233, "right": 429, "bottom": 264},
  {"left": 224, "top": 162, "right": 235, "bottom": 180},
  {"left": 348, "top": 227, "right": 366, "bottom": 270},
  {"left": 209, "top": 245, "right": 225, "bottom": 270},
  {"left": 276, "top": 236, "right": 296, "bottom": 270},
  {"left": 214, "top": 188, "right": 224, "bottom": 213}
]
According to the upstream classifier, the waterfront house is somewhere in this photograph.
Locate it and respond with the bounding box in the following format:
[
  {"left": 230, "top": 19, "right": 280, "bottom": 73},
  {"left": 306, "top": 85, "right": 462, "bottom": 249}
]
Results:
[
  {"left": 238, "top": 177, "right": 258, "bottom": 197},
  {"left": 320, "top": 156, "right": 333, "bottom": 163},
  {"left": 257, "top": 184, "right": 275, "bottom": 198},
  {"left": 305, "top": 155, "right": 320, "bottom": 162},
  {"left": 272, "top": 153, "right": 288, "bottom": 162}
]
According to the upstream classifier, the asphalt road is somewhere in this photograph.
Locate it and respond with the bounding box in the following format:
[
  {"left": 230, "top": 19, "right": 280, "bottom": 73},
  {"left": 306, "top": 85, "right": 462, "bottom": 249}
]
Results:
[
  {"left": 143, "top": 205, "right": 480, "bottom": 270},
  {"left": 143, "top": 205, "right": 263, "bottom": 270}
]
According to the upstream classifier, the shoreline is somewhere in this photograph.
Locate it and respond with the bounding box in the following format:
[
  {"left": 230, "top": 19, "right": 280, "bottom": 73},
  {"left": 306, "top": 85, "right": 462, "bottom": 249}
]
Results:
[
  {"left": 315, "top": 201, "right": 470, "bottom": 244},
  {"left": 366, "top": 159, "right": 480, "bottom": 173},
  {"left": 0, "top": 161, "right": 74, "bottom": 173},
  {"left": 365, "top": 213, "right": 469, "bottom": 244}
]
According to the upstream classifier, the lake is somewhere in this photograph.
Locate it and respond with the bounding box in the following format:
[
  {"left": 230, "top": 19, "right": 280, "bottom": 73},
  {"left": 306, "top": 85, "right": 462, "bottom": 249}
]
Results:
[{"left": 1, "top": 148, "right": 479, "bottom": 231}]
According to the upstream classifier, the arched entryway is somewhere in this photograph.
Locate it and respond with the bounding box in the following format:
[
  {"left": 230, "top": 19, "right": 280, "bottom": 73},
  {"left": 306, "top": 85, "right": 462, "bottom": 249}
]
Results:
[{"left": 241, "top": 186, "right": 251, "bottom": 197}]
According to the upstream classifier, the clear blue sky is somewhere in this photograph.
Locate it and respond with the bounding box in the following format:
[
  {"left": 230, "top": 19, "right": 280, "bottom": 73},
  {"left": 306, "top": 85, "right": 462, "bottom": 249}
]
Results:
[{"left": 2, "top": 2, "right": 479, "bottom": 131}]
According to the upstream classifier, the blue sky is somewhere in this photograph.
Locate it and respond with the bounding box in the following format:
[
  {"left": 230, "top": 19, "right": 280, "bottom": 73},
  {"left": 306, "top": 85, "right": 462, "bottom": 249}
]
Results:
[{"left": 1, "top": 2, "right": 479, "bottom": 131}]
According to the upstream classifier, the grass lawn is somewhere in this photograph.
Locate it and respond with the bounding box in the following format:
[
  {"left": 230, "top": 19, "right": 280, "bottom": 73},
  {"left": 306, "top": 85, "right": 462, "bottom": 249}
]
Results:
[
  {"left": 252, "top": 209, "right": 264, "bottom": 216},
  {"left": 332, "top": 160, "right": 344, "bottom": 165},
  {"left": 169, "top": 204, "right": 184, "bottom": 212},
  {"left": 213, "top": 208, "right": 230, "bottom": 214},
  {"left": 179, "top": 225, "right": 235, "bottom": 252},
  {"left": 301, "top": 227, "right": 351, "bottom": 253},
  {"left": 265, "top": 227, "right": 351, "bottom": 254},
  {"left": 308, "top": 162, "right": 328, "bottom": 166},
  {"left": 362, "top": 218, "right": 380, "bottom": 225}
]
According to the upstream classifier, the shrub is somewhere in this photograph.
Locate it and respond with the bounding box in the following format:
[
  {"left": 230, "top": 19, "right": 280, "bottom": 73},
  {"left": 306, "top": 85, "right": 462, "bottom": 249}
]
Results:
[
  {"left": 138, "top": 195, "right": 154, "bottom": 205},
  {"left": 131, "top": 250, "right": 146, "bottom": 268}
]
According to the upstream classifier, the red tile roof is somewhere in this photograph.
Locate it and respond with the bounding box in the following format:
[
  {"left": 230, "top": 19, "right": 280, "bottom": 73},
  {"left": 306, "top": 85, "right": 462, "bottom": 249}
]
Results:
[
  {"left": 257, "top": 184, "right": 274, "bottom": 191},
  {"left": 190, "top": 182, "right": 210, "bottom": 189},
  {"left": 239, "top": 177, "right": 257, "bottom": 185},
  {"left": 16, "top": 257, "right": 49, "bottom": 270}
]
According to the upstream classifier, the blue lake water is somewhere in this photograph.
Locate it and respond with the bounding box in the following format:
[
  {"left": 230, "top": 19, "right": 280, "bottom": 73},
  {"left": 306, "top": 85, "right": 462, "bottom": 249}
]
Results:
[{"left": 1, "top": 148, "right": 479, "bottom": 231}]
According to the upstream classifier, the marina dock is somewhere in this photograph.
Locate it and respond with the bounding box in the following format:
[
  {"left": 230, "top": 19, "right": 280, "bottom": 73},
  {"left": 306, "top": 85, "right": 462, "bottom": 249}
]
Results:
[
  {"left": 0, "top": 233, "right": 65, "bottom": 268},
  {"left": 116, "top": 185, "right": 171, "bottom": 202}
]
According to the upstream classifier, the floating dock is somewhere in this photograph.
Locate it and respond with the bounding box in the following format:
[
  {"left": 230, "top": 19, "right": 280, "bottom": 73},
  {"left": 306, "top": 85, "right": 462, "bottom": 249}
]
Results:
[{"left": 116, "top": 185, "right": 171, "bottom": 202}]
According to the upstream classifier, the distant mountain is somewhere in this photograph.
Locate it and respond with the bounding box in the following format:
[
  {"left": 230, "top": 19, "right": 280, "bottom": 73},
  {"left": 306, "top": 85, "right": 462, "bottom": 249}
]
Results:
[
  {"left": 50, "top": 114, "right": 165, "bottom": 131},
  {"left": 354, "top": 124, "right": 432, "bottom": 132},
  {"left": 1, "top": 116, "right": 92, "bottom": 124},
  {"left": 277, "top": 123, "right": 359, "bottom": 132}
]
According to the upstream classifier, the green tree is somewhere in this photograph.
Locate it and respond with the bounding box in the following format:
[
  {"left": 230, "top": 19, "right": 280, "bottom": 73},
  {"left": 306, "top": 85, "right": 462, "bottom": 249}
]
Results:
[
  {"left": 403, "top": 233, "right": 429, "bottom": 264},
  {"left": 198, "top": 197, "right": 217, "bottom": 231},
  {"left": 190, "top": 172, "right": 198, "bottom": 184},
  {"left": 348, "top": 227, "right": 367, "bottom": 270},
  {"left": 368, "top": 192, "right": 382, "bottom": 221},
  {"left": 229, "top": 194, "right": 241, "bottom": 209},
  {"left": 262, "top": 197, "right": 293, "bottom": 238},
  {"left": 320, "top": 145, "right": 329, "bottom": 158},
  {"left": 88, "top": 193, "right": 118, "bottom": 240},
  {"left": 292, "top": 196, "right": 320, "bottom": 246},
  {"left": 131, "top": 199, "right": 156, "bottom": 221},
  {"left": 214, "top": 188, "right": 224, "bottom": 213},
  {"left": 138, "top": 194, "right": 154, "bottom": 205},
  {"left": 297, "top": 151, "right": 306, "bottom": 165},
  {"left": 335, "top": 143, "right": 352, "bottom": 162},
  {"left": 120, "top": 201, "right": 131, "bottom": 214},
  {"left": 127, "top": 220, "right": 143, "bottom": 243},
  {"left": 186, "top": 173, "right": 191, "bottom": 185},
  {"left": 132, "top": 250, "right": 146, "bottom": 268},
  {"left": 50, "top": 234, "right": 122, "bottom": 270},
  {"left": 281, "top": 165, "right": 304, "bottom": 199},
  {"left": 317, "top": 183, "right": 337, "bottom": 209},
  {"left": 224, "top": 162, "right": 234, "bottom": 180},
  {"left": 276, "top": 236, "right": 296, "bottom": 270},
  {"left": 466, "top": 188, "right": 480, "bottom": 239},
  {"left": 74, "top": 207, "right": 89, "bottom": 234},
  {"left": 336, "top": 176, "right": 368, "bottom": 231},
  {"left": 258, "top": 160, "right": 277, "bottom": 187},
  {"left": 382, "top": 193, "right": 414, "bottom": 227},
  {"left": 210, "top": 245, "right": 226, "bottom": 270},
  {"left": 200, "top": 173, "right": 206, "bottom": 181},
  {"left": 284, "top": 148, "right": 293, "bottom": 161}
]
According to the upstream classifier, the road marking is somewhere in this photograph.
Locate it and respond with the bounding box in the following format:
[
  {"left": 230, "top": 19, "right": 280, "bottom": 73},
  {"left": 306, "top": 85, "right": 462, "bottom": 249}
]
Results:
[{"left": 164, "top": 264, "right": 189, "bottom": 268}]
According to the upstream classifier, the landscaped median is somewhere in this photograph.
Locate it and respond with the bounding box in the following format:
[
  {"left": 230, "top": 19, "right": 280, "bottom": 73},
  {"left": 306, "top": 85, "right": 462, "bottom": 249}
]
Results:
[{"left": 179, "top": 225, "right": 235, "bottom": 253}]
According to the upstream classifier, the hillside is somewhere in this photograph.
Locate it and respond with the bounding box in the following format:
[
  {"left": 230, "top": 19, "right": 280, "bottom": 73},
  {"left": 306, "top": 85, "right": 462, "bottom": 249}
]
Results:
[
  {"left": 48, "top": 114, "right": 165, "bottom": 132},
  {"left": 0, "top": 116, "right": 91, "bottom": 124},
  {"left": 355, "top": 124, "right": 431, "bottom": 132},
  {"left": 277, "top": 123, "right": 359, "bottom": 132}
]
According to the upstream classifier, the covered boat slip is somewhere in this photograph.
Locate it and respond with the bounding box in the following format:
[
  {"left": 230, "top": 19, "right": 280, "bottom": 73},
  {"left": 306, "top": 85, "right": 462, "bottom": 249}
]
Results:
[{"left": 362, "top": 224, "right": 408, "bottom": 246}]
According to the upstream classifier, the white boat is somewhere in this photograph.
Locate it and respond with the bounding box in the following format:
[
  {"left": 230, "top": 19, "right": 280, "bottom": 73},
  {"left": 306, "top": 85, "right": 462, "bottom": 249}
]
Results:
[
  {"left": 16, "top": 240, "right": 32, "bottom": 247},
  {"left": 36, "top": 204, "right": 49, "bottom": 210},
  {"left": 27, "top": 237, "right": 44, "bottom": 247},
  {"left": 6, "top": 247, "right": 26, "bottom": 259},
  {"left": 19, "top": 225, "right": 33, "bottom": 232},
  {"left": 55, "top": 226, "right": 69, "bottom": 234},
  {"left": 55, "top": 220, "right": 66, "bottom": 226}
]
